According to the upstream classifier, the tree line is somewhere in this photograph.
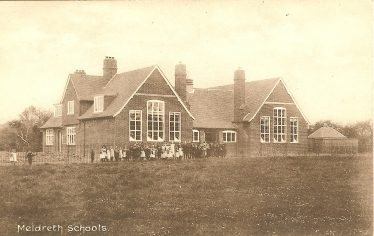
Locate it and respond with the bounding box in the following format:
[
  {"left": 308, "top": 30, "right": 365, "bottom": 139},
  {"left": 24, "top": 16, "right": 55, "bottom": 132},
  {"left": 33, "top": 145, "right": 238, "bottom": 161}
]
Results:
[
  {"left": 309, "top": 120, "right": 373, "bottom": 152},
  {"left": 0, "top": 106, "right": 51, "bottom": 152}
]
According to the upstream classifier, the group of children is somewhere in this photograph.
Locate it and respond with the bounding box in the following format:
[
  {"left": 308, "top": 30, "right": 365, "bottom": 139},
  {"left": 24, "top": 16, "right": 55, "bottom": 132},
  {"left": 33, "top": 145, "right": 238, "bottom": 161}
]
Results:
[{"left": 95, "top": 142, "right": 227, "bottom": 162}]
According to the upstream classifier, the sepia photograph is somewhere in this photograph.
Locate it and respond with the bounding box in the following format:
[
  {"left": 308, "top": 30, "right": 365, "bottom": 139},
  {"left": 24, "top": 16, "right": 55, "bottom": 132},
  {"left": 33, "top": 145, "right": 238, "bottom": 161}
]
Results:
[{"left": 0, "top": 1, "right": 372, "bottom": 235}]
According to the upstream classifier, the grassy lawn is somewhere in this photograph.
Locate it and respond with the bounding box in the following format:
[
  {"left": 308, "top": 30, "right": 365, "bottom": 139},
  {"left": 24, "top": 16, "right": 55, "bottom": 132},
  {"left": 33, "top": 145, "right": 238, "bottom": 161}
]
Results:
[{"left": 0, "top": 155, "right": 372, "bottom": 235}]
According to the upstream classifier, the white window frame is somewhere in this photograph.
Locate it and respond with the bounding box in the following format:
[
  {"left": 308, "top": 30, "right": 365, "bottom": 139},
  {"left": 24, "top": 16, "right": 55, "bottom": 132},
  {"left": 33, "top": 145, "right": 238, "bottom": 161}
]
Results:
[
  {"left": 290, "top": 117, "right": 298, "bottom": 143},
  {"left": 169, "top": 112, "right": 181, "bottom": 142},
  {"left": 67, "top": 100, "right": 74, "bottom": 115},
  {"left": 192, "top": 130, "right": 200, "bottom": 142},
  {"left": 260, "top": 116, "right": 270, "bottom": 143},
  {"left": 54, "top": 104, "right": 62, "bottom": 117},
  {"left": 223, "top": 130, "right": 237, "bottom": 143},
  {"left": 147, "top": 100, "right": 165, "bottom": 142},
  {"left": 273, "top": 107, "right": 286, "bottom": 143},
  {"left": 46, "top": 129, "right": 54, "bottom": 146},
  {"left": 94, "top": 95, "right": 104, "bottom": 113},
  {"left": 129, "top": 110, "right": 142, "bottom": 141},
  {"left": 66, "top": 127, "right": 76, "bottom": 145}
]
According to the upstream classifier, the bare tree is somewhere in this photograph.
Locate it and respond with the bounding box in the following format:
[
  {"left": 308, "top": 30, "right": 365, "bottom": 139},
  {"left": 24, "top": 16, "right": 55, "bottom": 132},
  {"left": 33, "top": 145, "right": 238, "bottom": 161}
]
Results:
[{"left": 8, "top": 106, "right": 51, "bottom": 151}]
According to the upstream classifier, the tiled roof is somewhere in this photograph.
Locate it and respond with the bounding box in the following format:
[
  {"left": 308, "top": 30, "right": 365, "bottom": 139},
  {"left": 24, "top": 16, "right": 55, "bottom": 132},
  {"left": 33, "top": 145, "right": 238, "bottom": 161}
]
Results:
[
  {"left": 189, "top": 88, "right": 234, "bottom": 129},
  {"left": 40, "top": 117, "right": 62, "bottom": 129},
  {"left": 308, "top": 127, "right": 347, "bottom": 139},
  {"left": 79, "top": 66, "right": 156, "bottom": 119},
  {"left": 189, "top": 78, "right": 280, "bottom": 129},
  {"left": 70, "top": 74, "right": 106, "bottom": 101}
]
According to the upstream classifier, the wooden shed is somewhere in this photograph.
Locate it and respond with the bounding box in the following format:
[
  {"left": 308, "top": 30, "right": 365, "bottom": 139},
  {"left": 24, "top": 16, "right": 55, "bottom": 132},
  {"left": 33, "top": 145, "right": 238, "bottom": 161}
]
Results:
[{"left": 308, "top": 126, "right": 358, "bottom": 155}]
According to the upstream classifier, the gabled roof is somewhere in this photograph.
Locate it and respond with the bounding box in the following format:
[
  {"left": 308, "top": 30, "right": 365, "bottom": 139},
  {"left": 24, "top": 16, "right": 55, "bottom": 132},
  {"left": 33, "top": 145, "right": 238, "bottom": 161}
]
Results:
[
  {"left": 189, "top": 78, "right": 280, "bottom": 129},
  {"left": 189, "top": 88, "right": 234, "bottom": 129},
  {"left": 308, "top": 126, "right": 347, "bottom": 139},
  {"left": 40, "top": 117, "right": 62, "bottom": 129},
  {"left": 60, "top": 73, "right": 107, "bottom": 102},
  {"left": 79, "top": 66, "right": 155, "bottom": 119},
  {"left": 79, "top": 65, "right": 194, "bottom": 120}
]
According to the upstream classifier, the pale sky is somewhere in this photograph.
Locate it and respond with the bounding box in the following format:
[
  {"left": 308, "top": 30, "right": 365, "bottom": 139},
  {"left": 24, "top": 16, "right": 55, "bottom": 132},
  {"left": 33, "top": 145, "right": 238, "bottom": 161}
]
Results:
[{"left": 0, "top": 1, "right": 372, "bottom": 125}]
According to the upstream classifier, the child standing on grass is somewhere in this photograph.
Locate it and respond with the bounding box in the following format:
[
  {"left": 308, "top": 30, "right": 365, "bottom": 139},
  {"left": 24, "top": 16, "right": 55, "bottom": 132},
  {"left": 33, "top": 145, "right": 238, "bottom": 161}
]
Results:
[
  {"left": 10, "top": 149, "right": 17, "bottom": 166},
  {"left": 26, "top": 150, "right": 34, "bottom": 165},
  {"left": 90, "top": 148, "right": 95, "bottom": 163}
]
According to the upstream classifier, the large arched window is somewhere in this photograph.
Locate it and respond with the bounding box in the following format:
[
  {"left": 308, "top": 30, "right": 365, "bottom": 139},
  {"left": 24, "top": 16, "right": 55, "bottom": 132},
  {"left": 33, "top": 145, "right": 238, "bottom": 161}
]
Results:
[{"left": 147, "top": 100, "right": 165, "bottom": 141}]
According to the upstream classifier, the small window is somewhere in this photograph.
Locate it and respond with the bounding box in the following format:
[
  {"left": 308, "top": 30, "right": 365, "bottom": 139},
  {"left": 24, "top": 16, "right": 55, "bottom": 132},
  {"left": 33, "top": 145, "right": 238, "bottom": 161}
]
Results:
[
  {"left": 66, "top": 127, "right": 76, "bottom": 145},
  {"left": 129, "top": 110, "right": 142, "bottom": 141},
  {"left": 46, "top": 129, "right": 54, "bottom": 146},
  {"left": 260, "top": 116, "right": 270, "bottom": 143},
  {"left": 223, "top": 130, "right": 236, "bottom": 143},
  {"left": 94, "top": 96, "right": 104, "bottom": 113},
  {"left": 192, "top": 130, "right": 199, "bottom": 142},
  {"left": 273, "top": 107, "right": 286, "bottom": 143},
  {"left": 169, "top": 112, "right": 181, "bottom": 142},
  {"left": 290, "top": 117, "right": 298, "bottom": 143},
  {"left": 67, "top": 101, "right": 74, "bottom": 115},
  {"left": 54, "top": 104, "right": 62, "bottom": 117}
]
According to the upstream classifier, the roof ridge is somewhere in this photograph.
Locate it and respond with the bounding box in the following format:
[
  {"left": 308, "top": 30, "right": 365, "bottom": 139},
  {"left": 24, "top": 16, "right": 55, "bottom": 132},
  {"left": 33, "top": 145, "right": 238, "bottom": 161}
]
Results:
[{"left": 116, "top": 65, "right": 157, "bottom": 76}]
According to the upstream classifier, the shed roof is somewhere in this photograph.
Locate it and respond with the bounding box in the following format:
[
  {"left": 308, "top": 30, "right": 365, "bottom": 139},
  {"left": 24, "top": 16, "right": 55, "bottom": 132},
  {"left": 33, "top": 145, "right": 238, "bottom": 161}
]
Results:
[
  {"left": 40, "top": 117, "right": 62, "bottom": 129},
  {"left": 308, "top": 126, "right": 347, "bottom": 139}
]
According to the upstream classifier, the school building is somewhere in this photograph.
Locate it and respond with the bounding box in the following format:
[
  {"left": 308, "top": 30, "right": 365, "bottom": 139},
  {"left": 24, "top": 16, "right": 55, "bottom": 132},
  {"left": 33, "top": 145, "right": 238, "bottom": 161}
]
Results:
[{"left": 40, "top": 56, "right": 310, "bottom": 157}]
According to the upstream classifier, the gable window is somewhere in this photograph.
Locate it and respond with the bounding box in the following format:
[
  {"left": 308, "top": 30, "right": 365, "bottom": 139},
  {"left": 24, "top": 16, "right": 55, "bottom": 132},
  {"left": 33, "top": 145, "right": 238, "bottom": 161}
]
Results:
[
  {"left": 46, "top": 129, "right": 54, "bottom": 146},
  {"left": 192, "top": 130, "right": 199, "bottom": 142},
  {"left": 129, "top": 110, "right": 142, "bottom": 141},
  {"left": 147, "top": 100, "right": 164, "bottom": 141},
  {"left": 94, "top": 96, "right": 104, "bottom": 113},
  {"left": 67, "top": 101, "right": 74, "bottom": 115},
  {"left": 54, "top": 104, "right": 62, "bottom": 117},
  {"left": 290, "top": 117, "right": 298, "bottom": 143},
  {"left": 169, "top": 112, "right": 181, "bottom": 142},
  {"left": 66, "top": 127, "right": 76, "bottom": 145},
  {"left": 260, "top": 116, "right": 270, "bottom": 143},
  {"left": 223, "top": 130, "right": 236, "bottom": 143},
  {"left": 273, "top": 107, "right": 286, "bottom": 143}
]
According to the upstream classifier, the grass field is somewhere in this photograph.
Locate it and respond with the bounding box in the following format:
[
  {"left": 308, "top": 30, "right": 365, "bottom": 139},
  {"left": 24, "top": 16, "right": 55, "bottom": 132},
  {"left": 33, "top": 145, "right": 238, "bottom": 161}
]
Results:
[{"left": 0, "top": 155, "right": 372, "bottom": 235}]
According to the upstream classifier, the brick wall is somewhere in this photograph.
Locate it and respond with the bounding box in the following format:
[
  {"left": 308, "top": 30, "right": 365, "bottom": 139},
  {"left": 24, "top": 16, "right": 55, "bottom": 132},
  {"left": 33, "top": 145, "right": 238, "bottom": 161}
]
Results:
[
  {"left": 238, "top": 81, "right": 308, "bottom": 157},
  {"left": 62, "top": 80, "right": 79, "bottom": 126},
  {"left": 75, "top": 68, "right": 194, "bottom": 153}
]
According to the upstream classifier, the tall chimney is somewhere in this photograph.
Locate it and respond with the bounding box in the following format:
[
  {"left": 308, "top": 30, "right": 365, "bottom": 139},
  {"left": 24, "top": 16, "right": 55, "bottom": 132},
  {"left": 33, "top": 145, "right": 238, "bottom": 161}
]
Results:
[
  {"left": 175, "top": 62, "right": 187, "bottom": 101},
  {"left": 234, "top": 67, "right": 246, "bottom": 122},
  {"left": 103, "top": 56, "right": 117, "bottom": 81}
]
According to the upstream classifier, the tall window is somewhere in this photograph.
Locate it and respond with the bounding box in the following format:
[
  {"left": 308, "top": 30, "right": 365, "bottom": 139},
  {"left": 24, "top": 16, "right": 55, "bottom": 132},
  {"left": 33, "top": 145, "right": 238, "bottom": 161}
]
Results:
[
  {"left": 67, "top": 101, "right": 74, "bottom": 115},
  {"left": 129, "top": 110, "right": 142, "bottom": 141},
  {"left": 192, "top": 130, "right": 199, "bottom": 142},
  {"left": 147, "top": 100, "right": 164, "bottom": 141},
  {"left": 94, "top": 96, "right": 104, "bottom": 113},
  {"left": 169, "top": 112, "right": 181, "bottom": 142},
  {"left": 223, "top": 130, "right": 236, "bottom": 143},
  {"left": 260, "top": 116, "right": 270, "bottom": 143},
  {"left": 66, "top": 127, "right": 76, "bottom": 145},
  {"left": 290, "top": 117, "right": 298, "bottom": 143},
  {"left": 273, "top": 107, "right": 286, "bottom": 143},
  {"left": 54, "top": 104, "right": 62, "bottom": 117},
  {"left": 46, "top": 129, "right": 54, "bottom": 145}
]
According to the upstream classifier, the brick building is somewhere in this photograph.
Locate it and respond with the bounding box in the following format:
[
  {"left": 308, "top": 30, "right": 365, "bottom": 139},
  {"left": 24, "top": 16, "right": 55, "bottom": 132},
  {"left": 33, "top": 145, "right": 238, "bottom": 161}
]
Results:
[{"left": 41, "top": 56, "right": 309, "bottom": 157}]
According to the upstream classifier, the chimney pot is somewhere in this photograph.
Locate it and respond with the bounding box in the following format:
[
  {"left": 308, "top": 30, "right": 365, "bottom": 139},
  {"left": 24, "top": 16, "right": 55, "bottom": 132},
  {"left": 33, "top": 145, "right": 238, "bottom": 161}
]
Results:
[{"left": 103, "top": 56, "right": 117, "bottom": 82}]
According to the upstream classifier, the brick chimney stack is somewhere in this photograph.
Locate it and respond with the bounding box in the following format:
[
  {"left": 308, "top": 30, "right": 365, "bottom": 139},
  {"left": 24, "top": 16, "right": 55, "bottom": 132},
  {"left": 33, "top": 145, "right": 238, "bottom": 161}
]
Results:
[
  {"left": 175, "top": 62, "right": 187, "bottom": 101},
  {"left": 234, "top": 67, "right": 246, "bottom": 122},
  {"left": 103, "top": 56, "right": 117, "bottom": 82}
]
